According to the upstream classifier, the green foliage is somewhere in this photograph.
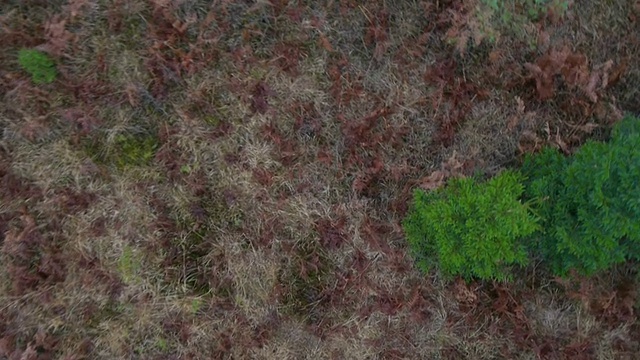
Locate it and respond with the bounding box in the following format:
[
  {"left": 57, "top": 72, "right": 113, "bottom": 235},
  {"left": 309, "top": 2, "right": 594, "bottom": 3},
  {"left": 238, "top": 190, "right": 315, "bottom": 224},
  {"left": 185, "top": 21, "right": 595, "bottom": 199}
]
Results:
[
  {"left": 520, "top": 147, "right": 567, "bottom": 264},
  {"left": 522, "top": 115, "right": 640, "bottom": 276},
  {"left": 18, "top": 49, "right": 57, "bottom": 84},
  {"left": 405, "top": 116, "right": 640, "bottom": 281},
  {"left": 404, "top": 171, "right": 539, "bottom": 282}
]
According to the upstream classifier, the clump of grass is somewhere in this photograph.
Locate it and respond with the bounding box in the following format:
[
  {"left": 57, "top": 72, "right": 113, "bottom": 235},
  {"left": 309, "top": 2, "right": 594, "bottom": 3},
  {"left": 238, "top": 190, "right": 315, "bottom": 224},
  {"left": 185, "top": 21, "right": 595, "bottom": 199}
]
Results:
[
  {"left": 18, "top": 49, "right": 57, "bottom": 84},
  {"left": 278, "top": 239, "right": 331, "bottom": 323},
  {"left": 85, "top": 132, "right": 158, "bottom": 169},
  {"left": 118, "top": 245, "right": 142, "bottom": 284},
  {"left": 458, "top": 0, "right": 570, "bottom": 51},
  {"left": 160, "top": 197, "right": 242, "bottom": 297},
  {"left": 178, "top": 228, "right": 215, "bottom": 295},
  {"left": 113, "top": 133, "right": 158, "bottom": 168}
]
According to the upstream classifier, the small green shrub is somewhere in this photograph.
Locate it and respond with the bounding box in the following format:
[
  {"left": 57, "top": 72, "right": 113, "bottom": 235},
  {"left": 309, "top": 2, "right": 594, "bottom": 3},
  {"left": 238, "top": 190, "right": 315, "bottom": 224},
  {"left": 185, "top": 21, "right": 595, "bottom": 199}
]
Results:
[
  {"left": 403, "top": 171, "right": 539, "bottom": 282},
  {"left": 18, "top": 49, "right": 57, "bottom": 84},
  {"left": 520, "top": 147, "right": 567, "bottom": 266},
  {"left": 522, "top": 115, "right": 640, "bottom": 276}
]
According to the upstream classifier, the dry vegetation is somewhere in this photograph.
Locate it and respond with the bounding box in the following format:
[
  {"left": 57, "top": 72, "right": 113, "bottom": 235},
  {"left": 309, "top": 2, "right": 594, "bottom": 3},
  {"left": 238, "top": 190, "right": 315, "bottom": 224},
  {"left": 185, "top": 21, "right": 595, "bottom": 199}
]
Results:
[{"left": 1, "top": 0, "right": 639, "bottom": 359}]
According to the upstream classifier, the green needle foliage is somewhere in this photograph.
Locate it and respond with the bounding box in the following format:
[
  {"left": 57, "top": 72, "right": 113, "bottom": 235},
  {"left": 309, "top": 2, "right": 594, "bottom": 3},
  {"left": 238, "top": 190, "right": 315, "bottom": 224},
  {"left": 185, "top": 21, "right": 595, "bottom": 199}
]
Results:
[
  {"left": 522, "top": 115, "right": 640, "bottom": 276},
  {"left": 18, "top": 49, "right": 57, "bottom": 84},
  {"left": 520, "top": 147, "right": 567, "bottom": 267},
  {"left": 403, "top": 171, "right": 539, "bottom": 282}
]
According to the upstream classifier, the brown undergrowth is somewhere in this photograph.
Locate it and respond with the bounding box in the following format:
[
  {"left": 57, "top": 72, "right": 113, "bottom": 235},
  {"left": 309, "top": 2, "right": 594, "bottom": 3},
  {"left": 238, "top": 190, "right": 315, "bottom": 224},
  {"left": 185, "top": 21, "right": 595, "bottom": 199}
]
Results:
[{"left": 1, "top": 0, "right": 639, "bottom": 358}]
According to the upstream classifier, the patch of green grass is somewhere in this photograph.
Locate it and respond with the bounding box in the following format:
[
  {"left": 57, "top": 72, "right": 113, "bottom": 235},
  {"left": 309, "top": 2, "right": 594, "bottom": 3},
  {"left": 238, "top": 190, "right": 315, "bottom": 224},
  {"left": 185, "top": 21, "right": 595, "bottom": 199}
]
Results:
[
  {"left": 466, "top": 0, "right": 570, "bottom": 49},
  {"left": 190, "top": 298, "right": 204, "bottom": 314},
  {"left": 179, "top": 229, "right": 214, "bottom": 295},
  {"left": 155, "top": 337, "right": 169, "bottom": 352},
  {"left": 118, "top": 245, "right": 142, "bottom": 283},
  {"left": 85, "top": 132, "right": 158, "bottom": 169},
  {"left": 203, "top": 116, "right": 220, "bottom": 127},
  {"left": 18, "top": 49, "right": 57, "bottom": 84},
  {"left": 113, "top": 133, "right": 157, "bottom": 168}
]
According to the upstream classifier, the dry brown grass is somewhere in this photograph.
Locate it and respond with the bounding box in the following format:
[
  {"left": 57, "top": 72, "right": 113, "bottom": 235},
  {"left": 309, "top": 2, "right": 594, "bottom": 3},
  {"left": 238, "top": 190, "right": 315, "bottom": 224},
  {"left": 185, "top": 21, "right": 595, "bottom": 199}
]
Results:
[{"left": 1, "top": 0, "right": 639, "bottom": 359}]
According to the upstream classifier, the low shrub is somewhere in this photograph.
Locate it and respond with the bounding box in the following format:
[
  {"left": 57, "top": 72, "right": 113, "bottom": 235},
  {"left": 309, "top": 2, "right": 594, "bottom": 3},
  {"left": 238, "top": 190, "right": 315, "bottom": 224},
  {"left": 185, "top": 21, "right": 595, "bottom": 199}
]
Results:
[
  {"left": 405, "top": 115, "right": 640, "bottom": 281},
  {"left": 403, "top": 170, "right": 539, "bottom": 282},
  {"left": 522, "top": 115, "right": 640, "bottom": 276}
]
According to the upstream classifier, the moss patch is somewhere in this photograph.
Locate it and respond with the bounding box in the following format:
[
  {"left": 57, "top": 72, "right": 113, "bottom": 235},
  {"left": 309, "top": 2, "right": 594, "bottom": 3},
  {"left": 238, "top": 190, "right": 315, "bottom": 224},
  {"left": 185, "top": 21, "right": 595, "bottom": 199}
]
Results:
[{"left": 18, "top": 49, "right": 57, "bottom": 84}]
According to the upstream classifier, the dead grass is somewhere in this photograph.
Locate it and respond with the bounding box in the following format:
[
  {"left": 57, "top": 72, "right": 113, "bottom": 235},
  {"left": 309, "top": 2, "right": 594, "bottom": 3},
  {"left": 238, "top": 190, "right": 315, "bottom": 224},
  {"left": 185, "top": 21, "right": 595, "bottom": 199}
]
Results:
[{"left": 1, "top": 0, "right": 639, "bottom": 359}]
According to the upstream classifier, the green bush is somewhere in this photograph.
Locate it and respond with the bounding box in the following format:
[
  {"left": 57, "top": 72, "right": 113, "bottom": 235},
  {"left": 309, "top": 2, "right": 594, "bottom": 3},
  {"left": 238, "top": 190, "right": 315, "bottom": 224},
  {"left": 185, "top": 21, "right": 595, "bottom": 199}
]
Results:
[
  {"left": 404, "top": 116, "right": 640, "bottom": 281},
  {"left": 522, "top": 115, "right": 640, "bottom": 276},
  {"left": 403, "top": 170, "right": 539, "bottom": 281},
  {"left": 520, "top": 146, "right": 567, "bottom": 268},
  {"left": 18, "top": 49, "right": 57, "bottom": 84}
]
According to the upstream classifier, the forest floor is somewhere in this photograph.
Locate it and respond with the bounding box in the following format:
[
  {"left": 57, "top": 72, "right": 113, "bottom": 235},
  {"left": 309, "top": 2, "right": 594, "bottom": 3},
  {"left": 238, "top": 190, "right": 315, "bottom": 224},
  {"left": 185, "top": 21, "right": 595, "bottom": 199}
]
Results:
[{"left": 1, "top": 1, "right": 639, "bottom": 359}]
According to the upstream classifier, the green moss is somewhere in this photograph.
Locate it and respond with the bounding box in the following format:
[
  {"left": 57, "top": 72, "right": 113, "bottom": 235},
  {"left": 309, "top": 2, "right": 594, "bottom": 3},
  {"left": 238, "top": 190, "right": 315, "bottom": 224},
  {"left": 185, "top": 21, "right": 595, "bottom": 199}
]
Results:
[{"left": 18, "top": 49, "right": 57, "bottom": 84}]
